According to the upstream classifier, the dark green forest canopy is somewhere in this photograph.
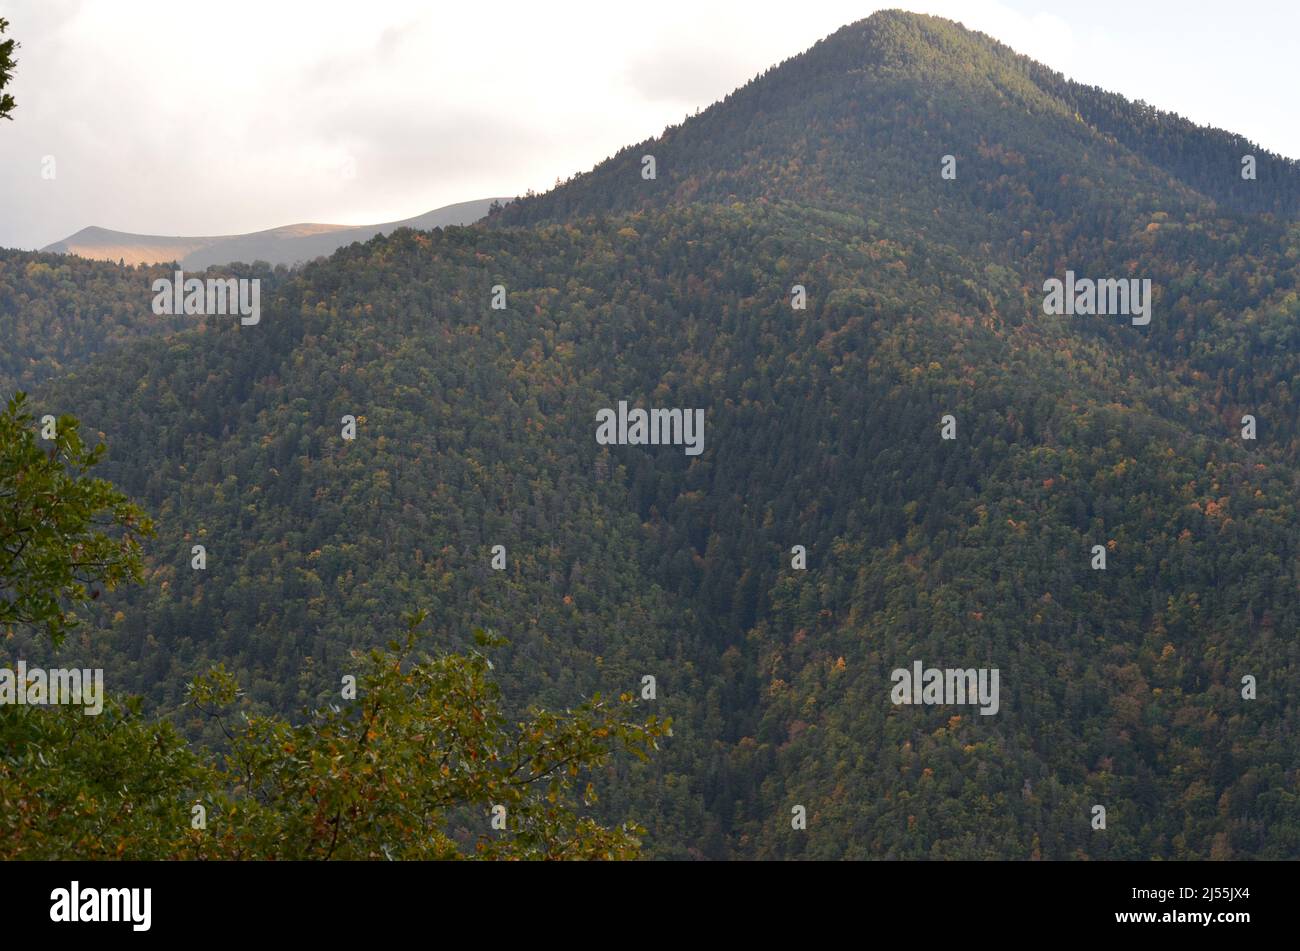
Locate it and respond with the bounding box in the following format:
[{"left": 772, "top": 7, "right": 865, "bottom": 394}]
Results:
[{"left": 4, "top": 10, "right": 1299, "bottom": 859}]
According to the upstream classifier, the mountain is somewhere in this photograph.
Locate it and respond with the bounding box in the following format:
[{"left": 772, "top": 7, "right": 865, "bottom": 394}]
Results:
[
  {"left": 500, "top": 11, "right": 1300, "bottom": 226},
  {"left": 40, "top": 197, "right": 510, "bottom": 268},
  {"left": 8, "top": 10, "right": 1300, "bottom": 860}
]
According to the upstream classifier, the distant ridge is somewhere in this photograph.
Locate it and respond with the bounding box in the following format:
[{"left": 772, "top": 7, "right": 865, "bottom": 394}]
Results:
[{"left": 42, "top": 197, "right": 511, "bottom": 268}]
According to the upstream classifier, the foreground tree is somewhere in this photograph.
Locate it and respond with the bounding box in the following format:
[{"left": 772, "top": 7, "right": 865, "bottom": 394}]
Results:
[
  {"left": 0, "top": 393, "right": 153, "bottom": 646},
  {"left": 0, "top": 693, "right": 205, "bottom": 858},
  {"left": 0, "top": 404, "right": 665, "bottom": 859},
  {"left": 1, "top": 618, "right": 668, "bottom": 859},
  {"left": 0, "top": 17, "right": 16, "bottom": 120},
  {"left": 186, "top": 616, "right": 669, "bottom": 859}
]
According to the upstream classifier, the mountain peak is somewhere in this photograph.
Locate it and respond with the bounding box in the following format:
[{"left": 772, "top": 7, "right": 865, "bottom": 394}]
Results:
[{"left": 499, "top": 12, "right": 1299, "bottom": 227}]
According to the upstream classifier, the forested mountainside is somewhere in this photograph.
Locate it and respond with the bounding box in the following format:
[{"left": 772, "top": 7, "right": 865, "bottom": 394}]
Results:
[
  {"left": 7, "top": 10, "right": 1300, "bottom": 858},
  {"left": 0, "top": 253, "right": 284, "bottom": 391}
]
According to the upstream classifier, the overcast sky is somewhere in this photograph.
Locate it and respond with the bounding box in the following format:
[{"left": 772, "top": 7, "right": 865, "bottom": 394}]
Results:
[{"left": 1, "top": 0, "right": 1296, "bottom": 250}]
